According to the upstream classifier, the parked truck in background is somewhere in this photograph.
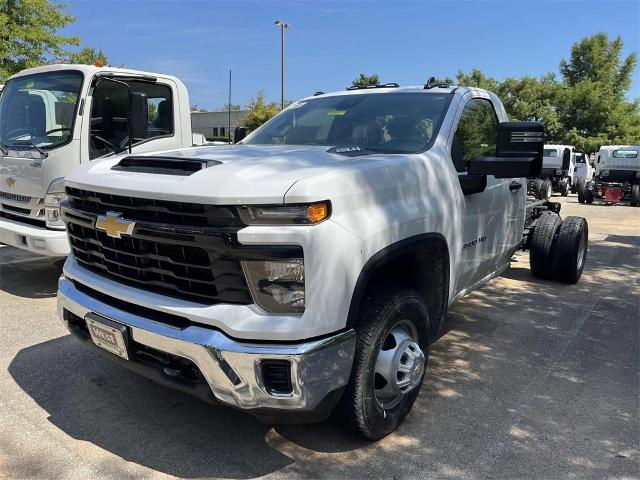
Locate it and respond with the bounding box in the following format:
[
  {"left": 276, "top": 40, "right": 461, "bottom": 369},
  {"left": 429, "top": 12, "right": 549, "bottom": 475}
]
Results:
[
  {"left": 57, "top": 82, "right": 588, "bottom": 440},
  {"left": 528, "top": 144, "right": 577, "bottom": 199},
  {"left": 573, "top": 150, "right": 595, "bottom": 189},
  {"left": 578, "top": 145, "right": 640, "bottom": 205},
  {"left": 0, "top": 64, "right": 204, "bottom": 256}
]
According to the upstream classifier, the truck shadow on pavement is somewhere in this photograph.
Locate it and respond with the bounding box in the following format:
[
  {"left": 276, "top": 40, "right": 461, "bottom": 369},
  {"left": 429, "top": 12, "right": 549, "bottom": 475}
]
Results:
[
  {"left": 0, "top": 247, "right": 63, "bottom": 299},
  {"left": 6, "top": 238, "right": 639, "bottom": 479}
]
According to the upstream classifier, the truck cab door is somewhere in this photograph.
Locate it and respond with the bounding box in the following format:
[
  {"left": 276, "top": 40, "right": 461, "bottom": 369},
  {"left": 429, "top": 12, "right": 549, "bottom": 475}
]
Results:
[
  {"left": 81, "top": 76, "right": 182, "bottom": 162},
  {"left": 449, "top": 96, "right": 525, "bottom": 294}
]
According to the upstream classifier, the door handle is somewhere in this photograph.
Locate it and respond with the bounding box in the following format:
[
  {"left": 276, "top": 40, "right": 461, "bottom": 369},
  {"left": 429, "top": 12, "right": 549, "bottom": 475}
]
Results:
[{"left": 509, "top": 182, "right": 523, "bottom": 192}]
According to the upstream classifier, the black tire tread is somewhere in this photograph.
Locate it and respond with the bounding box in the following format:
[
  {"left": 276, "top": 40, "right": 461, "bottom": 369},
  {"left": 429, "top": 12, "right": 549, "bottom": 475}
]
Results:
[
  {"left": 553, "top": 216, "right": 588, "bottom": 284},
  {"left": 340, "top": 287, "right": 429, "bottom": 440},
  {"left": 631, "top": 184, "right": 640, "bottom": 207},
  {"left": 530, "top": 212, "right": 561, "bottom": 280}
]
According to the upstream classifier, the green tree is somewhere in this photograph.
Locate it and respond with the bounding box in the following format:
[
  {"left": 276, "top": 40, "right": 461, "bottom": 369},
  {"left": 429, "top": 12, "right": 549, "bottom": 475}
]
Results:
[
  {"left": 0, "top": 0, "right": 79, "bottom": 81},
  {"left": 243, "top": 90, "right": 279, "bottom": 131},
  {"left": 190, "top": 105, "right": 209, "bottom": 112},
  {"left": 352, "top": 73, "right": 380, "bottom": 87},
  {"left": 557, "top": 33, "right": 640, "bottom": 150},
  {"left": 68, "top": 47, "right": 108, "bottom": 65}
]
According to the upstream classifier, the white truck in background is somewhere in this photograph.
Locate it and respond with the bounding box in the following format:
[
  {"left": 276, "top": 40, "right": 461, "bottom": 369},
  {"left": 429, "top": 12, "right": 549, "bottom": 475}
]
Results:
[
  {"left": 528, "top": 144, "right": 577, "bottom": 199},
  {"left": 0, "top": 64, "right": 204, "bottom": 256},
  {"left": 578, "top": 145, "right": 640, "bottom": 205},
  {"left": 573, "top": 150, "right": 595, "bottom": 187}
]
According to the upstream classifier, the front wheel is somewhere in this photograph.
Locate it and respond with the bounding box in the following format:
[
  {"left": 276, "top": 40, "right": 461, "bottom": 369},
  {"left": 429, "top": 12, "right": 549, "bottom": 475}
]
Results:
[
  {"left": 560, "top": 178, "right": 569, "bottom": 197},
  {"left": 340, "top": 288, "right": 430, "bottom": 440},
  {"left": 577, "top": 179, "right": 587, "bottom": 203}
]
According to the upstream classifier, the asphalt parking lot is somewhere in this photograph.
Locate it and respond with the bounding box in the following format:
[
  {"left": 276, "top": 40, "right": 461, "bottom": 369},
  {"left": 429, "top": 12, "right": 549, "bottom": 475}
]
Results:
[{"left": 0, "top": 196, "right": 638, "bottom": 480}]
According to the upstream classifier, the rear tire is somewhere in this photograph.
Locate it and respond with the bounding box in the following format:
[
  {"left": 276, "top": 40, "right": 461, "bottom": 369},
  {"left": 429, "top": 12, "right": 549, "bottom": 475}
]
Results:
[
  {"left": 530, "top": 212, "right": 561, "bottom": 280},
  {"left": 340, "top": 288, "right": 430, "bottom": 440},
  {"left": 631, "top": 184, "right": 640, "bottom": 207},
  {"left": 560, "top": 178, "right": 569, "bottom": 197},
  {"left": 553, "top": 216, "right": 588, "bottom": 284},
  {"left": 539, "top": 179, "right": 552, "bottom": 200}
]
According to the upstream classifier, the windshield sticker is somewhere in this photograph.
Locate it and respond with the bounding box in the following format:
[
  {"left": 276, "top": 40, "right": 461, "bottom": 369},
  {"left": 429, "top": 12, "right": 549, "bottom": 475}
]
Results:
[{"left": 327, "top": 110, "right": 347, "bottom": 116}]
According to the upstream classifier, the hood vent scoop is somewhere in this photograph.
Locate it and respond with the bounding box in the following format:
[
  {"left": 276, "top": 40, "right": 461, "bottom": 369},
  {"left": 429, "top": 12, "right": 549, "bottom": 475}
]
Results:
[{"left": 111, "top": 156, "right": 221, "bottom": 176}]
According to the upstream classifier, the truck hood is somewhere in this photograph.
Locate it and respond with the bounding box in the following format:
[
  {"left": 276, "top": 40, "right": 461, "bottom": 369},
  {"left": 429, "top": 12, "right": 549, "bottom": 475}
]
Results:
[{"left": 65, "top": 144, "right": 376, "bottom": 204}]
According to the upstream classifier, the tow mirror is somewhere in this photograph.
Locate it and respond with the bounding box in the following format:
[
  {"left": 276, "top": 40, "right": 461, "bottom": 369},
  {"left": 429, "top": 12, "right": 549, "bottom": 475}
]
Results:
[
  {"left": 129, "top": 92, "right": 148, "bottom": 141},
  {"left": 468, "top": 121, "right": 544, "bottom": 178},
  {"left": 234, "top": 126, "right": 248, "bottom": 143}
]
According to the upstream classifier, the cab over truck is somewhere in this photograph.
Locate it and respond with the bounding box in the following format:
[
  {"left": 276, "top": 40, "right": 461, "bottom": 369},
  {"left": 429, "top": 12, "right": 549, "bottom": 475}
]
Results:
[
  {"left": 528, "top": 144, "right": 577, "bottom": 199},
  {"left": 0, "top": 64, "right": 203, "bottom": 256},
  {"left": 57, "top": 82, "right": 588, "bottom": 440},
  {"left": 578, "top": 145, "right": 640, "bottom": 206}
]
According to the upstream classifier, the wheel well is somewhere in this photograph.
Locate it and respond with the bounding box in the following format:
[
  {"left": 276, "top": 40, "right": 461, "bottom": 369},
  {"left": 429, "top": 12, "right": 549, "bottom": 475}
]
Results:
[{"left": 346, "top": 234, "right": 450, "bottom": 336}]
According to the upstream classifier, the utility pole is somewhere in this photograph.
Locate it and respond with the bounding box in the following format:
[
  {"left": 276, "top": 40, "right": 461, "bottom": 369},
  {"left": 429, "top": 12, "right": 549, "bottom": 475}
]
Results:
[
  {"left": 274, "top": 20, "right": 290, "bottom": 110},
  {"left": 228, "top": 70, "right": 232, "bottom": 144}
]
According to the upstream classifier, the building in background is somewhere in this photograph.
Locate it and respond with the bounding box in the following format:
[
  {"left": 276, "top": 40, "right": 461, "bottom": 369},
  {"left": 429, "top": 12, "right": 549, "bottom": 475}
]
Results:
[{"left": 190, "top": 110, "right": 249, "bottom": 140}]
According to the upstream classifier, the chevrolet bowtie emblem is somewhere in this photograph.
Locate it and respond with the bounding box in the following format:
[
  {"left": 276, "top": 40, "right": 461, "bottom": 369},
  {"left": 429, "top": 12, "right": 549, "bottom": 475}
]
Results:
[
  {"left": 5, "top": 177, "right": 16, "bottom": 188},
  {"left": 95, "top": 212, "right": 135, "bottom": 238}
]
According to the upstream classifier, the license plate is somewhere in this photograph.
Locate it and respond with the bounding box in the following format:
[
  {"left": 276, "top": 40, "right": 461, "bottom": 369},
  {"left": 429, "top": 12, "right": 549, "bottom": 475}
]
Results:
[{"left": 85, "top": 313, "right": 130, "bottom": 360}]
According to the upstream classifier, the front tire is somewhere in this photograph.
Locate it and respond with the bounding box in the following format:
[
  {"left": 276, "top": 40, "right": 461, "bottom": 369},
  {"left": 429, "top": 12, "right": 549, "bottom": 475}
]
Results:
[
  {"left": 577, "top": 179, "right": 587, "bottom": 203},
  {"left": 560, "top": 178, "right": 569, "bottom": 197},
  {"left": 340, "top": 288, "right": 430, "bottom": 440},
  {"left": 585, "top": 188, "right": 595, "bottom": 204}
]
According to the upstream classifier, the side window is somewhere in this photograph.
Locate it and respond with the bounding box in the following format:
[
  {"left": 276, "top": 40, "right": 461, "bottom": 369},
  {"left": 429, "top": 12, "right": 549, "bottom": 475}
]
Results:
[
  {"left": 451, "top": 98, "right": 498, "bottom": 172},
  {"left": 89, "top": 80, "right": 173, "bottom": 159}
]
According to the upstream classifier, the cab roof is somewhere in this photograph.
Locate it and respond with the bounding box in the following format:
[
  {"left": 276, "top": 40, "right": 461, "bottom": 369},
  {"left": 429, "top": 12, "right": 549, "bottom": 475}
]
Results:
[{"left": 8, "top": 63, "right": 182, "bottom": 84}]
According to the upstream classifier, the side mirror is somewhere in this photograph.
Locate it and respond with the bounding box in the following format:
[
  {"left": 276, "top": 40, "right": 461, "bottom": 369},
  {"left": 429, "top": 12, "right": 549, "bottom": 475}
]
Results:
[
  {"left": 468, "top": 121, "right": 544, "bottom": 178},
  {"left": 129, "top": 92, "right": 148, "bottom": 141},
  {"left": 234, "top": 126, "right": 248, "bottom": 143}
]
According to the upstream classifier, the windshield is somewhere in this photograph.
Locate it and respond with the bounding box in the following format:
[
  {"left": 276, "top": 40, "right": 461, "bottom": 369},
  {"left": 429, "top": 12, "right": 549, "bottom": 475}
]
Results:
[
  {"left": 0, "top": 70, "right": 83, "bottom": 150},
  {"left": 543, "top": 148, "right": 558, "bottom": 157},
  {"left": 245, "top": 92, "right": 452, "bottom": 154},
  {"left": 613, "top": 149, "right": 638, "bottom": 159}
]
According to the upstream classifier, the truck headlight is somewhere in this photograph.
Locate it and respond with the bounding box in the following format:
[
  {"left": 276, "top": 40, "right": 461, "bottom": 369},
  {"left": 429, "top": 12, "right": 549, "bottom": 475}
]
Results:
[
  {"left": 242, "top": 258, "right": 305, "bottom": 313},
  {"left": 238, "top": 201, "right": 330, "bottom": 225},
  {"left": 44, "top": 177, "right": 67, "bottom": 230}
]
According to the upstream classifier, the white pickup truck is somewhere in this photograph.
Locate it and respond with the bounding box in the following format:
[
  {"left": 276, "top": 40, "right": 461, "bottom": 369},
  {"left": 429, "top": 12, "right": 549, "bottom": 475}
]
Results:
[
  {"left": 57, "top": 82, "right": 588, "bottom": 439},
  {"left": 0, "top": 63, "right": 202, "bottom": 256}
]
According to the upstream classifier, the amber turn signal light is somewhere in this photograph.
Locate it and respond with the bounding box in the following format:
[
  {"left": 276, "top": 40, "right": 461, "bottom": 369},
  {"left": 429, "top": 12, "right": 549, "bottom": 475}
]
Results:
[{"left": 307, "top": 202, "right": 330, "bottom": 223}]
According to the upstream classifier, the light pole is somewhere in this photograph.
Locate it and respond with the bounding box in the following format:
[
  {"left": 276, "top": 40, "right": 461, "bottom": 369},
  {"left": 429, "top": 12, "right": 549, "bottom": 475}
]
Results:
[{"left": 274, "top": 20, "right": 290, "bottom": 110}]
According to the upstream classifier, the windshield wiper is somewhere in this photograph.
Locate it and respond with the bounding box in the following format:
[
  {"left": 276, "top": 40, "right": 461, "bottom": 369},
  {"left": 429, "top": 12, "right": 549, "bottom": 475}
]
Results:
[{"left": 10, "top": 141, "right": 49, "bottom": 158}]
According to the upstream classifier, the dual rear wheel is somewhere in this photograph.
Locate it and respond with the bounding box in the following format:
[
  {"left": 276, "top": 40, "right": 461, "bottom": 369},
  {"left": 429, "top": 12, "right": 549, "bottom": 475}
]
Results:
[{"left": 530, "top": 212, "right": 588, "bottom": 284}]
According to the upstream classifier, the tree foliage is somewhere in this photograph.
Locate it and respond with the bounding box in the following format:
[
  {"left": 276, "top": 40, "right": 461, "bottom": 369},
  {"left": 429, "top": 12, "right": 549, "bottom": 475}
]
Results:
[
  {"left": 68, "top": 47, "right": 108, "bottom": 65},
  {"left": 352, "top": 73, "right": 380, "bottom": 87},
  {"left": 243, "top": 90, "right": 279, "bottom": 131},
  {"left": 0, "top": 0, "right": 79, "bottom": 81},
  {"left": 456, "top": 33, "right": 639, "bottom": 151}
]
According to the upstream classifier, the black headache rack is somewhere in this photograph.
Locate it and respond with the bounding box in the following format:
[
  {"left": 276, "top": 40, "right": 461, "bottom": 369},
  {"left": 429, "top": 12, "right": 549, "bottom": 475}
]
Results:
[{"left": 111, "top": 156, "right": 222, "bottom": 176}]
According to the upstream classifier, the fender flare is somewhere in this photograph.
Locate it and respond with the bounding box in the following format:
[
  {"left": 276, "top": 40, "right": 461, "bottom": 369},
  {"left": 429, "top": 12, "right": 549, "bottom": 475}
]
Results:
[{"left": 345, "top": 232, "right": 450, "bottom": 329}]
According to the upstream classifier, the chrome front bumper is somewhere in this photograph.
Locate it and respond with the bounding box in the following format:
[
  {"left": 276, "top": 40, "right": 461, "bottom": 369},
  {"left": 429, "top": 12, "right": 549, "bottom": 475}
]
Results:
[{"left": 57, "top": 277, "right": 355, "bottom": 415}]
